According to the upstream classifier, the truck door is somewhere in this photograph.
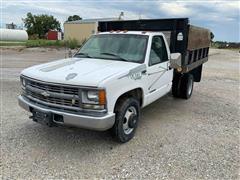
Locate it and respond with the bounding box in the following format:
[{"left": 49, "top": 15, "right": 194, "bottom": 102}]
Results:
[{"left": 145, "top": 35, "right": 173, "bottom": 105}]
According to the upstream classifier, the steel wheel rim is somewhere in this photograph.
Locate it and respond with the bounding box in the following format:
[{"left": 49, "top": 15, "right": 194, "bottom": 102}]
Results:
[
  {"left": 188, "top": 78, "right": 193, "bottom": 95},
  {"left": 123, "top": 106, "right": 137, "bottom": 135}
]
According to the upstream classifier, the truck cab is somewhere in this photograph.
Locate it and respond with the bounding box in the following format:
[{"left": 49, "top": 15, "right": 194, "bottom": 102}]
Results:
[
  {"left": 93, "top": 31, "right": 174, "bottom": 110},
  {"left": 19, "top": 18, "right": 210, "bottom": 143}
]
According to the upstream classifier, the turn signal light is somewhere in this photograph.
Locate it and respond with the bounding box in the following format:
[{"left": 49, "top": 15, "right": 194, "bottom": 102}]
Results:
[{"left": 98, "top": 90, "right": 106, "bottom": 105}]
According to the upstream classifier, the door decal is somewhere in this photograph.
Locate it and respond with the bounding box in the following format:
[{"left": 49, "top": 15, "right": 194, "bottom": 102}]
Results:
[{"left": 148, "top": 70, "right": 167, "bottom": 90}]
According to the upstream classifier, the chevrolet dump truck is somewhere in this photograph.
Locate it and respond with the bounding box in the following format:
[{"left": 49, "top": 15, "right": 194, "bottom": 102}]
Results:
[{"left": 18, "top": 18, "right": 211, "bottom": 142}]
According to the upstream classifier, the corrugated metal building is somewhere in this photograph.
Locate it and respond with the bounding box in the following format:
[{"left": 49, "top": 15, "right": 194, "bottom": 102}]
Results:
[{"left": 64, "top": 18, "right": 118, "bottom": 43}]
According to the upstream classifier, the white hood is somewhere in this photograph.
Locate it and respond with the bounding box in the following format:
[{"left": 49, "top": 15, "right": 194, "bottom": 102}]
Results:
[{"left": 21, "top": 58, "right": 141, "bottom": 87}]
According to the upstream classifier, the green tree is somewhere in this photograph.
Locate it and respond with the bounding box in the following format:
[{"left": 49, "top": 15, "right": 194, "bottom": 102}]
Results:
[
  {"left": 23, "top": 12, "right": 61, "bottom": 39},
  {"left": 210, "top": 32, "right": 215, "bottom": 40},
  {"left": 67, "top": 15, "right": 82, "bottom": 22}
]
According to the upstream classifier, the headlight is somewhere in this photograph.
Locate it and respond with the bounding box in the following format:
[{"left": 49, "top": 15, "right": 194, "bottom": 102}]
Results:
[
  {"left": 87, "top": 90, "right": 99, "bottom": 102},
  {"left": 22, "top": 78, "right": 26, "bottom": 86},
  {"left": 81, "top": 89, "right": 106, "bottom": 110},
  {"left": 20, "top": 77, "right": 26, "bottom": 89}
]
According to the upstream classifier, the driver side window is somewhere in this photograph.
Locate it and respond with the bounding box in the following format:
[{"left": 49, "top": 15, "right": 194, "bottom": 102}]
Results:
[{"left": 149, "top": 36, "right": 168, "bottom": 66}]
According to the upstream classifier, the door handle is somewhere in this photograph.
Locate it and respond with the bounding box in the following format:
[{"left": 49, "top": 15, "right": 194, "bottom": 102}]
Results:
[
  {"left": 167, "top": 62, "right": 171, "bottom": 70},
  {"left": 141, "top": 70, "right": 147, "bottom": 74}
]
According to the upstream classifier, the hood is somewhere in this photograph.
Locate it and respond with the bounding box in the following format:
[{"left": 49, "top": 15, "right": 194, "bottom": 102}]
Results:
[{"left": 21, "top": 57, "right": 141, "bottom": 87}]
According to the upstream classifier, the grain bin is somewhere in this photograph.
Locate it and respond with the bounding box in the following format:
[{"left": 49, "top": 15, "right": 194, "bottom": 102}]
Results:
[{"left": 0, "top": 29, "right": 28, "bottom": 41}]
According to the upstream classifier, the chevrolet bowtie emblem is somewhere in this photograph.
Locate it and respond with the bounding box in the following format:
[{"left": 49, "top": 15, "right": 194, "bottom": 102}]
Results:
[
  {"left": 41, "top": 91, "right": 50, "bottom": 97},
  {"left": 72, "top": 99, "right": 76, "bottom": 105}
]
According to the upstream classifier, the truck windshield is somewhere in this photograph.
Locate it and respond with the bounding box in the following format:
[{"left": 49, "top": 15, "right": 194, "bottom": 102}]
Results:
[{"left": 75, "top": 34, "right": 148, "bottom": 63}]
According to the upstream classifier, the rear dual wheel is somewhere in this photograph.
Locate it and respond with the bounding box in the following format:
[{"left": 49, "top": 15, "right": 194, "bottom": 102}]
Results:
[{"left": 172, "top": 73, "right": 194, "bottom": 99}]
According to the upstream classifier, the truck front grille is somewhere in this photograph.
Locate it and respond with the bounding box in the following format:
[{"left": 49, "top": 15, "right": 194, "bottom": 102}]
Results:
[
  {"left": 28, "top": 80, "right": 79, "bottom": 95},
  {"left": 22, "top": 77, "right": 81, "bottom": 111}
]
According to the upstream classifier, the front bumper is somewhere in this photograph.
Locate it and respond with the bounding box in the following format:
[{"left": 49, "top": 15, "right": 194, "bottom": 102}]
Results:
[{"left": 18, "top": 95, "right": 115, "bottom": 131}]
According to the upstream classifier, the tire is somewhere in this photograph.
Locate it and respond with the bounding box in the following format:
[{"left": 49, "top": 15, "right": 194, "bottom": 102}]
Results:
[
  {"left": 172, "top": 73, "right": 181, "bottom": 98},
  {"left": 179, "top": 74, "right": 194, "bottom": 99},
  {"left": 111, "top": 97, "right": 140, "bottom": 143}
]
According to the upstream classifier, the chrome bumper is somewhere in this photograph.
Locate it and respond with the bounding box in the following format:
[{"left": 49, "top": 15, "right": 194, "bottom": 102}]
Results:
[{"left": 18, "top": 95, "right": 115, "bottom": 131}]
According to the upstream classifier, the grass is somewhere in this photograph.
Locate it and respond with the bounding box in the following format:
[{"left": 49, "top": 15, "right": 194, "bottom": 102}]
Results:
[
  {"left": 0, "top": 38, "right": 81, "bottom": 49},
  {"left": 0, "top": 41, "right": 26, "bottom": 46},
  {"left": 25, "top": 40, "right": 64, "bottom": 47}
]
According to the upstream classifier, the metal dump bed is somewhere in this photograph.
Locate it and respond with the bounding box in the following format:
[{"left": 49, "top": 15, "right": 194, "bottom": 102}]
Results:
[{"left": 98, "top": 18, "right": 211, "bottom": 73}]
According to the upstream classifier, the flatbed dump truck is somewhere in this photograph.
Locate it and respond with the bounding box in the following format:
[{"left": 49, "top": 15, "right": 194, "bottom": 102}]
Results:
[{"left": 18, "top": 18, "right": 211, "bottom": 142}]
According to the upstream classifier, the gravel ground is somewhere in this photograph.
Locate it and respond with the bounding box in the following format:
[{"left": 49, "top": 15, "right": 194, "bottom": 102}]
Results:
[{"left": 1, "top": 47, "right": 239, "bottom": 179}]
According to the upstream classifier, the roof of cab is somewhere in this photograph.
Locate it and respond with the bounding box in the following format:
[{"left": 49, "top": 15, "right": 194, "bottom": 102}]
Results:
[{"left": 98, "top": 31, "right": 160, "bottom": 36}]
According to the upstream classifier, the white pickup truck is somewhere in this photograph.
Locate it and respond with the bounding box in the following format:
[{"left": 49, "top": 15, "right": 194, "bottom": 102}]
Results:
[{"left": 18, "top": 18, "right": 211, "bottom": 142}]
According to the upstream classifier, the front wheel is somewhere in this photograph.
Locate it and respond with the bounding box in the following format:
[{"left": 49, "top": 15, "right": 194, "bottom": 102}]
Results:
[{"left": 111, "top": 98, "right": 140, "bottom": 143}]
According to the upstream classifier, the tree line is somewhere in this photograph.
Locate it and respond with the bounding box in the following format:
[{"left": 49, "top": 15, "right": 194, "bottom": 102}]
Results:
[
  {"left": 212, "top": 41, "right": 240, "bottom": 49},
  {"left": 22, "top": 12, "right": 82, "bottom": 39}
]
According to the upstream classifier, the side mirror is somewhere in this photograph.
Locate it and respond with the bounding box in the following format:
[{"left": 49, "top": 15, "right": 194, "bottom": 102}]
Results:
[{"left": 170, "top": 53, "right": 182, "bottom": 69}]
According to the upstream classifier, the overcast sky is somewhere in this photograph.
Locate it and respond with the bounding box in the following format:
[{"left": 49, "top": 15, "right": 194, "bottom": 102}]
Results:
[{"left": 1, "top": 0, "right": 239, "bottom": 42}]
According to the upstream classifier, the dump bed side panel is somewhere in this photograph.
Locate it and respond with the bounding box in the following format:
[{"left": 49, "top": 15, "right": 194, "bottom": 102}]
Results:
[
  {"left": 183, "top": 25, "right": 211, "bottom": 72},
  {"left": 187, "top": 25, "right": 211, "bottom": 50}
]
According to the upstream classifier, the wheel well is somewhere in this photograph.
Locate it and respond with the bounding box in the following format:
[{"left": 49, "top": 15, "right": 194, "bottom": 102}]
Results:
[
  {"left": 114, "top": 88, "right": 143, "bottom": 112},
  {"left": 173, "top": 64, "right": 202, "bottom": 83}
]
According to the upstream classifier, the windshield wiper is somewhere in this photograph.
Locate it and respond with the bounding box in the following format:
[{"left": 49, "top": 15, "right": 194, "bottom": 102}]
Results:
[
  {"left": 100, "top": 52, "right": 128, "bottom": 62},
  {"left": 74, "top": 52, "right": 93, "bottom": 58}
]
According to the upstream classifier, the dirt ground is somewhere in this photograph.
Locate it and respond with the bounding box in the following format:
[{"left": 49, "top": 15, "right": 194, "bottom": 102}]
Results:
[{"left": 1, "top": 47, "right": 239, "bottom": 179}]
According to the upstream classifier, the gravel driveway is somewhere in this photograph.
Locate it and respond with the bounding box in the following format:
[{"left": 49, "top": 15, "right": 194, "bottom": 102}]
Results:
[{"left": 1, "top": 47, "right": 239, "bottom": 179}]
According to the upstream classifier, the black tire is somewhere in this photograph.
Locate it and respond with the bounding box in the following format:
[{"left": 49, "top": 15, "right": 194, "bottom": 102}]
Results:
[
  {"left": 111, "top": 97, "right": 140, "bottom": 143},
  {"left": 179, "top": 74, "right": 194, "bottom": 99},
  {"left": 172, "top": 73, "right": 181, "bottom": 98}
]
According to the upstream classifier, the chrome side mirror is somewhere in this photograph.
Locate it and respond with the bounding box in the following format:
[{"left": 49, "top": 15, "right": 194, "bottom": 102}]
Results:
[{"left": 170, "top": 53, "right": 182, "bottom": 69}]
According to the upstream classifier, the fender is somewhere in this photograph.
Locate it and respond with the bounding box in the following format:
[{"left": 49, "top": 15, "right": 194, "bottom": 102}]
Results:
[{"left": 99, "top": 64, "right": 147, "bottom": 113}]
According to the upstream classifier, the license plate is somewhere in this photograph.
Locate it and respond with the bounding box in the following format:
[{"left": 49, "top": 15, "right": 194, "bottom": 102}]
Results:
[{"left": 32, "top": 109, "right": 53, "bottom": 127}]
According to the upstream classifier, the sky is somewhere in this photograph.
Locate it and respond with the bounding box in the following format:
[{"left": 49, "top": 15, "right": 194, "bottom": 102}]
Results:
[{"left": 1, "top": 0, "right": 239, "bottom": 42}]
